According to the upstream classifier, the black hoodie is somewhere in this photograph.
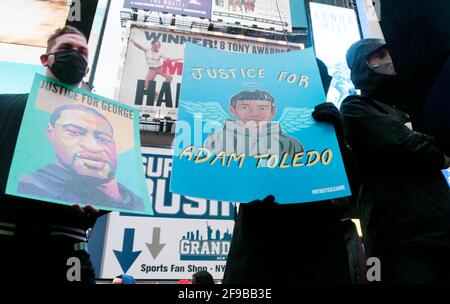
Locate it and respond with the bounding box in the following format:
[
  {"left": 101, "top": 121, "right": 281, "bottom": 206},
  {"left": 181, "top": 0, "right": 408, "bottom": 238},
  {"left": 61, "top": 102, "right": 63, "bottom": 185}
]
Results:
[
  {"left": 346, "top": 38, "right": 403, "bottom": 106},
  {"left": 341, "top": 39, "right": 450, "bottom": 257}
]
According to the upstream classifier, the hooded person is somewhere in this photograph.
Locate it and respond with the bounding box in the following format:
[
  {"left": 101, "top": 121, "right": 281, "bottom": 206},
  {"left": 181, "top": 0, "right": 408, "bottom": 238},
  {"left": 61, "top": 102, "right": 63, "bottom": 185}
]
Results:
[{"left": 341, "top": 38, "right": 450, "bottom": 283}]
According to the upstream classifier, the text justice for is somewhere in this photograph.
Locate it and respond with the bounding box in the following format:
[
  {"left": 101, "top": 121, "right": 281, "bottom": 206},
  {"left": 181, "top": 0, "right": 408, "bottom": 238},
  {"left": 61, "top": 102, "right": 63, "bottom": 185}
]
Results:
[{"left": 40, "top": 79, "right": 134, "bottom": 119}]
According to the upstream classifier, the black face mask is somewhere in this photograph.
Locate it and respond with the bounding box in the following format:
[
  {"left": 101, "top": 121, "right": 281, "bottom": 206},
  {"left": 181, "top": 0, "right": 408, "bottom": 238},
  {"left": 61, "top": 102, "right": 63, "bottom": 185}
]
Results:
[
  {"left": 350, "top": 54, "right": 403, "bottom": 105},
  {"left": 47, "top": 49, "right": 87, "bottom": 85}
]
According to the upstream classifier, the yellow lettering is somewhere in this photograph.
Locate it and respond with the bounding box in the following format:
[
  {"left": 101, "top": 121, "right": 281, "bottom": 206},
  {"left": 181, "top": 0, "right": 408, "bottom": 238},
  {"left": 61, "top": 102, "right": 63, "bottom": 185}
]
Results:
[
  {"left": 292, "top": 152, "right": 305, "bottom": 167},
  {"left": 278, "top": 71, "right": 287, "bottom": 81},
  {"left": 191, "top": 68, "right": 203, "bottom": 80},
  {"left": 267, "top": 155, "right": 279, "bottom": 169},
  {"left": 257, "top": 69, "right": 265, "bottom": 78},
  {"left": 321, "top": 149, "right": 333, "bottom": 165},
  {"left": 279, "top": 153, "right": 290, "bottom": 168},
  {"left": 287, "top": 74, "right": 296, "bottom": 84},
  {"left": 211, "top": 151, "right": 226, "bottom": 166},
  {"left": 228, "top": 68, "right": 236, "bottom": 79},
  {"left": 299, "top": 75, "right": 309, "bottom": 88},
  {"left": 227, "top": 153, "right": 245, "bottom": 168},
  {"left": 218, "top": 68, "right": 229, "bottom": 79},
  {"left": 179, "top": 146, "right": 195, "bottom": 160},
  {"left": 254, "top": 154, "right": 269, "bottom": 168},
  {"left": 194, "top": 148, "right": 211, "bottom": 163},
  {"left": 306, "top": 151, "right": 321, "bottom": 167}
]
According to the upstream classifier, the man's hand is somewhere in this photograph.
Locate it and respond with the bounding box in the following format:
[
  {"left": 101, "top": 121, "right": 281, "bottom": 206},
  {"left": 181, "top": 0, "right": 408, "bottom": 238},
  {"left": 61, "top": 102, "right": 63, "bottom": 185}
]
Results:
[
  {"left": 71, "top": 204, "right": 99, "bottom": 217},
  {"left": 247, "top": 195, "right": 277, "bottom": 207},
  {"left": 71, "top": 204, "right": 100, "bottom": 228},
  {"left": 313, "top": 102, "right": 348, "bottom": 156},
  {"left": 312, "top": 102, "right": 343, "bottom": 130}
]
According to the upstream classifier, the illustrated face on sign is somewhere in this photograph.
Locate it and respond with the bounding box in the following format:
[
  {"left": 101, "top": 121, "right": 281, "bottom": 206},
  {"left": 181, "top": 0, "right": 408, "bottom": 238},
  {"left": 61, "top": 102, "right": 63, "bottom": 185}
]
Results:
[
  {"left": 46, "top": 105, "right": 117, "bottom": 182},
  {"left": 229, "top": 90, "right": 276, "bottom": 131}
]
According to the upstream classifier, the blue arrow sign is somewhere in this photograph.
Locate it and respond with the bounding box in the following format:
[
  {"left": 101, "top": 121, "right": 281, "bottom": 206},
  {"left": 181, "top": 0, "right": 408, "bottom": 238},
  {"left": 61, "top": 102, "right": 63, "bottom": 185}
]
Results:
[{"left": 113, "top": 228, "right": 141, "bottom": 273}]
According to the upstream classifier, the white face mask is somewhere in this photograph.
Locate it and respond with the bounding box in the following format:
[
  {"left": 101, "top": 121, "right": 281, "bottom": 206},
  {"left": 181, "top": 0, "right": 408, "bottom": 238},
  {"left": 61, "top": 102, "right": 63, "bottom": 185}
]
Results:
[{"left": 368, "top": 57, "right": 397, "bottom": 76}]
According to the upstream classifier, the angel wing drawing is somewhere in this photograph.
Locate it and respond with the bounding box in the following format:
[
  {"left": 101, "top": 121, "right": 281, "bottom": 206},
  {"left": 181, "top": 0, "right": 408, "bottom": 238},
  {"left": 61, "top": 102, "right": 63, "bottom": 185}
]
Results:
[
  {"left": 275, "top": 107, "right": 315, "bottom": 134},
  {"left": 180, "top": 100, "right": 315, "bottom": 134},
  {"left": 179, "top": 100, "right": 231, "bottom": 130}
]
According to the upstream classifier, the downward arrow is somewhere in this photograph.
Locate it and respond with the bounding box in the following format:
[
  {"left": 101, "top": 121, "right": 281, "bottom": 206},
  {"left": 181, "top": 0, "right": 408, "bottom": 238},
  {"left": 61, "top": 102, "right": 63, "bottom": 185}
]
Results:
[
  {"left": 113, "top": 228, "right": 141, "bottom": 273},
  {"left": 146, "top": 227, "right": 166, "bottom": 259}
]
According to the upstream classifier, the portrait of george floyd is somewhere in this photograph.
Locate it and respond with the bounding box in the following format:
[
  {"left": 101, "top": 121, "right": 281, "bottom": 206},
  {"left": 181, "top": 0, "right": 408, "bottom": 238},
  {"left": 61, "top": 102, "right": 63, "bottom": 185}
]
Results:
[{"left": 7, "top": 74, "right": 152, "bottom": 215}]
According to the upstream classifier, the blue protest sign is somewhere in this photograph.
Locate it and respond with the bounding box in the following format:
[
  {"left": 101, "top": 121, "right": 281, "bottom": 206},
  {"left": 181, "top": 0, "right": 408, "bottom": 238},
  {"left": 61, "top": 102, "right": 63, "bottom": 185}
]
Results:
[{"left": 171, "top": 44, "right": 351, "bottom": 204}]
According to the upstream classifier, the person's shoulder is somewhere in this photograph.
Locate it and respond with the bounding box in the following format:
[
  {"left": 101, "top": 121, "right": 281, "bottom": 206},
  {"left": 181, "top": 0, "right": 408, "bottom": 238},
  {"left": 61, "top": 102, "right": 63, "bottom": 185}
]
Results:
[
  {"left": 0, "top": 93, "right": 29, "bottom": 103},
  {"left": 0, "top": 93, "right": 28, "bottom": 109},
  {"left": 340, "top": 95, "right": 377, "bottom": 115},
  {"left": 17, "top": 165, "right": 67, "bottom": 197},
  {"left": 19, "top": 172, "right": 42, "bottom": 186},
  {"left": 340, "top": 95, "right": 371, "bottom": 108}
]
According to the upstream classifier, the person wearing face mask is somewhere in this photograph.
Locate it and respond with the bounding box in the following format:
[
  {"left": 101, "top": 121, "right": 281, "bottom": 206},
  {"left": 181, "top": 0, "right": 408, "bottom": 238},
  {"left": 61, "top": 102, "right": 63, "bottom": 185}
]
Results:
[
  {"left": 0, "top": 26, "right": 107, "bottom": 283},
  {"left": 341, "top": 39, "right": 450, "bottom": 283}
]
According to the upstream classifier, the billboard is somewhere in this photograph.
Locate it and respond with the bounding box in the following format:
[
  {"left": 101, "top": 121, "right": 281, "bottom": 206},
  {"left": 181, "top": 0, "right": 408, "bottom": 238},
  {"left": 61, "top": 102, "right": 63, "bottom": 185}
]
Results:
[
  {"left": 290, "top": 0, "right": 308, "bottom": 28},
  {"left": 123, "top": 0, "right": 212, "bottom": 19},
  {"left": 117, "top": 24, "right": 300, "bottom": 120},
  {"left": 0, "top": 0, "right": 69, "bottom": 47},
  {"left": 309, "top": 2, "right": 361, "bottom": 109},
  {"left": 171, "top": 44, "right": 351, "bottom": 203},
  {"left": 211, "top": 0, "right": 292, "bottom": 31},
  {"left": 94, "top": 147, "right": 236, "bottom": 280}
]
